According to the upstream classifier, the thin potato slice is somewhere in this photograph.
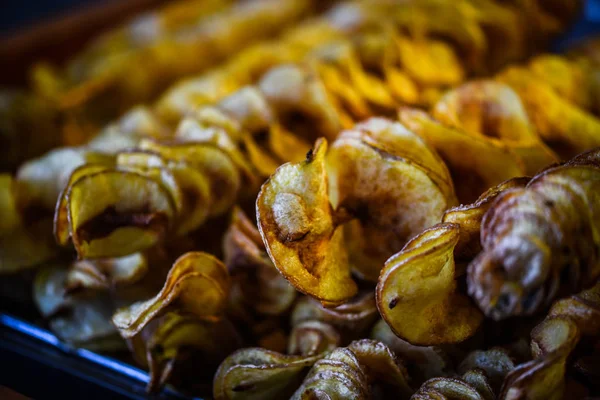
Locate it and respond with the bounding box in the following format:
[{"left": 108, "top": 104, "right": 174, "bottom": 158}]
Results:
[
  {"left": 54, "top": 164, "right": 111, "bottom": 246},
  {"left": 131, "top": 311, "right": 242, "bottom": 394},
  {"left": 442, "top": 177, "right": 530, "bottom": 259},
  {"left": 257, "top": 138, "right": 357, "bottom": 306},
  {"left": 65, "top": 252, "right": 148, "bottom": 291},
  {"left": 213, "top": 347, "right": 323, "bottom": 400},
  {"left": 116, "top": 150, "right": 212, "bottom": 235},
  {"left": 267, "top": 123, "right": 312, "bottom": 164},
  {"left": 0, "top": 174, "right": 20, "bottom": 236},
  {"left": 497, "top": 66, "right": 600, "bottom": 158},
  {"left": 33, "top": 266, "right": 125, "bottom": 350},
  {"left": 432, "top": 80, "right": 558, "bottom": 175},
  {"left": 399, "top": 108, "right": 526, "bottom": 203},
  {"left": 139, "top": 139, "right": 240, "bottom": 216},
  {"left": 258, "top": 64, "right": 342, "bottom": 141},
  {"left": 327, "top": 122, "right": 454, "bottom": 281},
  {"left": 223, "top": 207, "right": 296, "bottom": 316},
  {"left": 112, "top": 252, "right": 230, "bottom": 338},
  {"left": 174, "top": 117, "right": 259, "bottom": 189},
  {"left": 67, "top": 170, "right": 175, "bottom": 258},
  {"left": 1, "top": 218, "right": 58, "bottom": 274},
  {"left": 377, "top": 223, "right": 483, "bottom": 345},
  {"left": 288, "top": 321, "right": 340, "bottom": 356}
]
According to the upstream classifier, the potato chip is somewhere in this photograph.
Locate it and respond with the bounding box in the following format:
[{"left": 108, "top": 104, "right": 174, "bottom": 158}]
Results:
[
  {"left": 67, "top": 170, "right": 175, "bottom": 258},
  {"left": 399, "top": 107, "right": 526, "bottom": 202},
  {"left": 257, "top": 138, "right": 357, "bottom": 306},
  {"left": 432, "top": 80, "right": 558, "bottom": 175},
  {"left": 468, "top": 151, "right": 600, "bottom": 319},
  {"left": 377, "top": 223, "right": 483, "bottom": 345},
  {"left": 113, "top": 252, "right": 230, "bottom": 338},
  {"left": 213, "top": 347, "right": 323, "bottom": 400},
  {"left": 288, "top": 320, "right": 340, "bottom": 357},
  {"left": 65, "top": 252, "right": 148, "bottom": 291},
  {"left": 327, "top": 119, "right": 455, "bottom": 281}
]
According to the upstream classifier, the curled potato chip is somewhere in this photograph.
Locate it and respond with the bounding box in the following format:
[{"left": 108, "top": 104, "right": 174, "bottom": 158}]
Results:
[
  {"left": 327, "top": 118, "right": 455, "bottom": 281},
  {"left": 54, "top": 164, "right": 111, "bottom": 246},
  {"left": 431, "top": 80, "right": 558, "bottom": 175},
  {"left": 370, "top": 319, "right": 451, "bottom": 385},
  {"left": 291, "top": 293, "right": 379, "bottom": 343},
  {"left": 257, "top": 138, "right": 357, "bottom": 306},
  {"left": 377, "top": 223, "right": 483, "bottom": 345},
  {"left": 33, "top": 265, "right": 125, "bottom": 351},
  {"left": 291, "top": 339, "right": 412, "bottom": 399},
  {"left": 223, "top": 207, "right": 296, "bottom": 316},
  {"left": 65, "top": 252, "right": 148, "bottom": 291},
  {"left": 128, "top": 311, "right": 242, "bottom": 393},
  {"left": 413, "top": 369, "right": 495, "bottom": 400},
  {"left": 116, "top": 150, "right": 212, "bottom": 235},
  {"left": 288, "top": 320, "right": 340, "bottom": 357},
  {"left": 67, "top": 170, "right": 175, "bottom": 258},
  {"left": 458, "top": 348, "right": 515, "bottom": 392},
  {"left": 112, "top": 251, "right": 230, "bottom": 338},
  {"left": 258, "top": 64, "right": 342, "bottom": 141},
  {"left": 1, "top": 218, "right": 59, "bottom": 274},
  {"left": 0, "top": 174, "right": 20, "bottom": 235},
  {"left": 497, "top": 65, "right": 600, "bottom": 158},
  {"left": 139, "top": 139, "right": 241, "bottom": 217},
  {"left": 442, "top": 177, "right": 530, "bottom": 260},
  {"left": 213, "top": 347, "right": 323, "bottom": 400},
  {"left": 468, "top": 151, "right": 600, "bottom": 319},
  {"left": 399, "top": 107, "right": 526, "bottom": 203},
  {"left": 499, "top": 281, "right": 600, "bottom": 400}
]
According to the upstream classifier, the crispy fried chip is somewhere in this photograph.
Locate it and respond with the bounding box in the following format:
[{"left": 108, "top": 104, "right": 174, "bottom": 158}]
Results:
[
  {"left": 129, "top": 311, "right": 242, "bottom": 393},
  {"left": 33, "top": 266, "right": 125, "bottom": 351},
  {"left": 432, "top": 80, "right": 558, "bottom": 175},
  {"left": 112, "top": 252, "right": 230, "bottom": 338},
  {"left": 65, "top": 252, "right": 148, "bottom": 291},
  {"left": 291, "top": 293, "right": 379, "bottom": 343},
  {"left": 370, "top": 319, "right": 451, "bottom": 384},
  {"left": 377, "top": 223, "right": 483, "bottom": 345},
  {"left": 257, "top": 138, "right": 357, "bottom": 306},
  {"left": 67, "top": 170, "right": 175, "bottom": 258},
  {"left": 399, "top": 108, "right": 526, "bottom": 203},
  {"left": 213, "top": 347, "right": 323, "bottom": 400},
  {"left": 224, "top": 207, "right": 296, "bottom": 316},
  {"left": 327, "top": 118, "right": 455, "bottom": 281}
]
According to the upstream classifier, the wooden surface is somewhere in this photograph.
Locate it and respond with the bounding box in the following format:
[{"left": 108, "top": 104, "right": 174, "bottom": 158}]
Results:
[{"left": 0, "top": 0, "right": 168, "bottom": 85}]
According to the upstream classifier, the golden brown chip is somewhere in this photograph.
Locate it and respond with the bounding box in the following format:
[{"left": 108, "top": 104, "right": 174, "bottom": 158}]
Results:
[
  {"left": 432, "top": 80, "right": 558, "bottom": 175},
  {"left": 377, "top": 223, "right": 483, "bottom": 345},
  {"left": 139, "top": 139, "right": 241, "bottom": 217},
  {"left": 327, "top": 119, "right": 455, "bottom": 281},
  {"left": 256, "top": 138, "right": 357, "bottom": 306},
  {"left": 112, "top": 252, "right": 230, "bottom": 338},
  {"left": 1, "top": 218, "right": 59, "bottom": 274},
  {"left": 399, "top": 107, "right": 526, "bottom": 203},
  {"left": 412, "top": 369, "right": 495, "bottom": 400},
  {"left": 223, "top": 207, "right": 296, "bottom": 316},
  {"left": 67, "top": 170, "right": 175, "bottom": 258},
  {"left": 497, "top": 66, "right": 600, "bottom": 158},
  {"left": 468, "top": 152, "right": 600, "bottom": 319},
  {"left": 129, "top": 311, "right": 242, "bottom": 393}
]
